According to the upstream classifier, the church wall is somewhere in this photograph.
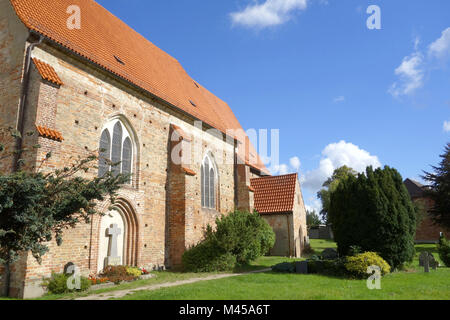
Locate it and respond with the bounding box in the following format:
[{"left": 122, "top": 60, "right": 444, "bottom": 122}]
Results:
[
  {"left": 263, "top": 214, "right": 292, "bottom": 257},
  {"left": 414, "top": 197, "right": 450, "bottom": 243},
  {"left": 292, "top": 180, "right": 308, "bottom": 257},
  {"left": 0, "top": 0, "right": 29, "bottom": 173},
  {"left": 9, "top": 42, "right": 236, "bottom": 297}
]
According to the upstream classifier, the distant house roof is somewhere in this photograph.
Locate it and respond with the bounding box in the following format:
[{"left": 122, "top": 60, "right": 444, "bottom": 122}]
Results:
[
  {"left": 404, "top": 178, "right": 425, "bottom": 199},
  {"left": 251, "top": 173, "right": 298, "bottom": 214},
  {"left": 10, "top": 0, "right": 269, "bottom": 175}
]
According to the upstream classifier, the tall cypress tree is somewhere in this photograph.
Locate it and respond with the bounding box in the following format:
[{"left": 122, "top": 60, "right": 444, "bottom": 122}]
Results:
[
  {"left": 422, "top": 143, "right": 450, "bottom": 229},
  {"left": 329, "top": 166, "right": 416, "bottom": 269}
]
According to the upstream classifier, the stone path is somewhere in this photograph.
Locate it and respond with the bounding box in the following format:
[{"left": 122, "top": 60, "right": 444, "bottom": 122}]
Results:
[{"left": 72, "top": 268, "right": 271, "bottom": 300}]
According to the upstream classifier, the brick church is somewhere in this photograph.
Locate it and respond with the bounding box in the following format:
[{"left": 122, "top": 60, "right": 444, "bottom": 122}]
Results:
[{"left": 0, "top": 0, "right": 307, "bottom": 298}]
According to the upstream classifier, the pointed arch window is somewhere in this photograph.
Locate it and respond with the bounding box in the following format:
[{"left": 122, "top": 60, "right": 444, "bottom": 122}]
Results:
[
  {"left": 99, "top": 130, "right": 111, "bottom": 178},
  {"left": 201, "top": 155, "right": 216, "bottom": 209},
  {"left": 98, "top": 119, "right": 134, "bottom": 184}
]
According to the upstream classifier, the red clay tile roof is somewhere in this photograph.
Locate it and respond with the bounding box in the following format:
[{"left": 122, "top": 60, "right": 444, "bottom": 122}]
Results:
[
  {"left": 11, "top": 0, "right": 268, "bottom": 174},
  {"left": 182, "top": 167, "right": 197, "bottom": 176},
  {"left": 32, "top": 58, "right": 63, "bottom": 86},
  {"left": 36, "top": 125, "right": 64, "bottom": 142},
  {"left": 170, "top": 124, "right": 192, "bottom": 142},
  {"left": 251, "top": 173, "right": 298, "bottom": 214}
]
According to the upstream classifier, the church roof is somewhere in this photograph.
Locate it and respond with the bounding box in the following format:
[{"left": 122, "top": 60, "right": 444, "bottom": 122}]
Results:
[
  {"left": 251, "top": 173, "right": 298, "bottom": 214},
  {"left": 404, "top": 178, "right": 425, "bottom": 199},
  {"left": 10, "top": 0, "right": 269, "bottom": 174}
]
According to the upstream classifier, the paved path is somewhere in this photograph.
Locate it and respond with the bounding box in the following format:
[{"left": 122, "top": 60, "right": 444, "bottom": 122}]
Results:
[{"left": 73, "top": 268, "right": 271, "bottom": 300}]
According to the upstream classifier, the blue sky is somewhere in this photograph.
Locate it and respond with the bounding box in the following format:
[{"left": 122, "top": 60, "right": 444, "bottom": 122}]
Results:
[{"left": 96, "top": 0, "right": 450, "bottom": 212}]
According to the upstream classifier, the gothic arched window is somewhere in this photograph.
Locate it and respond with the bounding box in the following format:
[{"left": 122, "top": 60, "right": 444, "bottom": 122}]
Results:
[
  {"left": 201, "top": 154, "right": 216, "bottom": 209},
  {"left": 98, "top": 119, "right": 134, "bottom": 184},
  {"left": 99, "top": 130, "right": 111, "bottom": 178}
]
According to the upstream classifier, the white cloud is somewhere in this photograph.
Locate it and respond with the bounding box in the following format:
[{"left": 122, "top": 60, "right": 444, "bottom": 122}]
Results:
[
  {"left": 333, "top": 96, "right": 345, "bottom": 103},
  {"left": 428, "top": 27, "right": 450, "bottom": 59},
  {"left": 230, "top": 0, "right": 308, "bottom": 29},
  {"left": 389, "top": 52, "right": 424, "bottom": 97},
  {"left": 289, "top": 156, "right": 301, "bottom": 171},
  {"left": 305, "top": 198, "right": 322, "bottom": 214},
  {"left": 301, "top": 141, "right": 381, "bottom": 192},
  {"left": 271, "top": 156, "right": 301, "bottom": 175},
  {"left": 390, "top": 27, "right": 450, "bottom": 98},
  {"left": 444, "top": 121, "right": 450, "bottom": 132}
]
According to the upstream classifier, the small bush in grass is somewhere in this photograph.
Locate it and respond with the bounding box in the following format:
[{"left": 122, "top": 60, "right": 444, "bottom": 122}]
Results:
[
  {"left": 182, "top": 210, "right": 275, "bottom": 272},
  {"left": 207, "top": 211, "right": 275, "bottom": 265},
  {"left": 271, "top": 262, "right": 295, "bottom": 273},
  {"left": 438, "top": 236, "right": 450, "bottom": 267},
  {"left": 182, "top": 240, "right": 236, "bottom": 272},
  {"left": 43, "top": 272, "right": 91, "bottom": 294},
  {"left": 306, "top": 258, "right": 347, "bottom": 276},
  {"left": 345, "top": 252, "right": 391, "bottom": 279}
]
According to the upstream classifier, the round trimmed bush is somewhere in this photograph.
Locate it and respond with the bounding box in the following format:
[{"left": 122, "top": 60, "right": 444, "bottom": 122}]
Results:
[
  {"left": 345, "top": 252, "right": 391, "bottom": 279},
  {"left": 182, "top": 210, "right": 275, "bottom": 272},
  {"left": 43, "top": 272, "right": 91, "bottom": 294},
  {"left": 182, "top": 240, "right": 236, "bottom": 272}
]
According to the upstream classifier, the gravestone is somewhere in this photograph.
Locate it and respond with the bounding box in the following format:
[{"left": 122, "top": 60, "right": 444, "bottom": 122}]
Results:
[
  {"left": 322, "top": 248, "right": 338, "bottom": 260},
  {"left": 105, "top": 223, "right": 122, "bottom": 266},
  {"left": 419, "top": 251, "right": 439, "bottom": 272},
  {"left": 295, "top": 261, "right": 308, "bottom": 274}
]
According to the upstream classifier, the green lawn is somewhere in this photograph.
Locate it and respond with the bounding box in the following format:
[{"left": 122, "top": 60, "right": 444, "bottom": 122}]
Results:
[
  {"left": 114, "top": 240, "right": 450, "bottom": 300},
  {"left": 3, "top": 240, "right": 448, "bottom": 300}
]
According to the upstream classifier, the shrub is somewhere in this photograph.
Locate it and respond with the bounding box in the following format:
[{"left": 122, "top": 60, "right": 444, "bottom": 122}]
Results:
[
  {"left": 345, "top": 252, "right": 391, "bottom": 279},
  {"left": 101, "top": 265, "right": 137, "bottom": 284},
  {"left": 329, "top": 166, "right": 416, "bottom": 269},
  {"left": 438, "top": 236, "right": 450, "bottom": 267},
  {"left": 182, "top": 240, "right": 236, "bottom": 272},
  {"left": 43, "top": 272, "right": 91, "bottom": 294},
  {"left": 126, "top": 267, "right": 143, "bottom": 277},
  {"left": 302, "top": 243, "right": 315, "bottom": 256},
  {"left": 207, "top": 211, "right": 275, "bottom": 265},
  {"left": 348, "top": 245, "right": 362, "bottom": 256},
  {"left": 182, "top": 210, "right": 275, "bottom": 272},
  {"left": 307, "top": 258, "right": 347, "bottom": 276},
  {"left": 271, "top": 262, "right": 295, "bottom": 273}
]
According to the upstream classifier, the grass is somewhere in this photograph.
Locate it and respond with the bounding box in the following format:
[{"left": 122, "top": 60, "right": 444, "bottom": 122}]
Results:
[
  {"left": 116, "top": 268, "right": 450, "bottom": 300},
  {"left": 5, "top": 239, "right": 448, "bottom": 300},
  {"left": 36, "top": 271, "right": 225, "bottom": 300},
  {"left": 113, "top": 240, "right": 450, "bottom": 300}
]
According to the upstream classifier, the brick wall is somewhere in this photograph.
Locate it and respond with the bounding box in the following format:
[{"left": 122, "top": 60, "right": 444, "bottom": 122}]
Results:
[
  {"left": 1, "top": 33, "right": 237, "bottom": 297},
  {"left": 414, "top": 197, "right": 450, "bottom": 242},
  {"left": 0, "top": 0, "right": 29, "bottom": 173}
]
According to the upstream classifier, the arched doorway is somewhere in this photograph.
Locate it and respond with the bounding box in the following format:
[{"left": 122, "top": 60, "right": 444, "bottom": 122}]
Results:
[
  {"left": 97, "top": 210, "right": 125, "bottom": 272},
  {"left": 96, "top": 199, "right": 139, "bottom": 272}
]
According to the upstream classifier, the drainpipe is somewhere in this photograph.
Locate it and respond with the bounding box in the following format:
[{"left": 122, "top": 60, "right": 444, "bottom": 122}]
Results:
[
  {"left": 3, "top": 33, "right": 43, "bottom": 298},
  {"left": 12, "top": 33, "right": 43, "bottom": 172}
]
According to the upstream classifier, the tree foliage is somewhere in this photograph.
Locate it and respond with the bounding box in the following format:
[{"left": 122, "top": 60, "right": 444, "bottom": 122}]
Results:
[
  {"left": 328, "top": 166, "right": 416, "bottom": 269},
  {"left": 422, "top": 143, "right": 450, "bottom": 229},
  {"left": 182, "top": 211, "right": 275, "bottom": 272},
  {"left": 317, "top": 166, "right": 357, "bottom": 223},
  {"left": 306, "top": 210, "right": 321, "bottom": 228},
  {"left": 0, "top": 127, "right": 129, "bottom": 266}
]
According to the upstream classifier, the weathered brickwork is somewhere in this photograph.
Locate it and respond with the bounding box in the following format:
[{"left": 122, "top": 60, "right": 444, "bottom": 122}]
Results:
[
  {"left": 414, "top": 198, "right": 450, "bottom": 243},
  {"left": 1, "top": 34, "right": 237, "bottom": 297},
  {"left": 0, "top": 2, "right": 308, "bottom": 298},
  {"left": 260, "top": 180, "right": 306, "bottom": 258},
  {"left": 0, "top": 0, "right": 28, "bottom": 173}
]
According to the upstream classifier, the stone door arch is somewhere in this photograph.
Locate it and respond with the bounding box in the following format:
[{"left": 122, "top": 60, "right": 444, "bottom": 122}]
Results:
[{"left": 96, "top": 198, "right": 139, "bottom": 272}]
